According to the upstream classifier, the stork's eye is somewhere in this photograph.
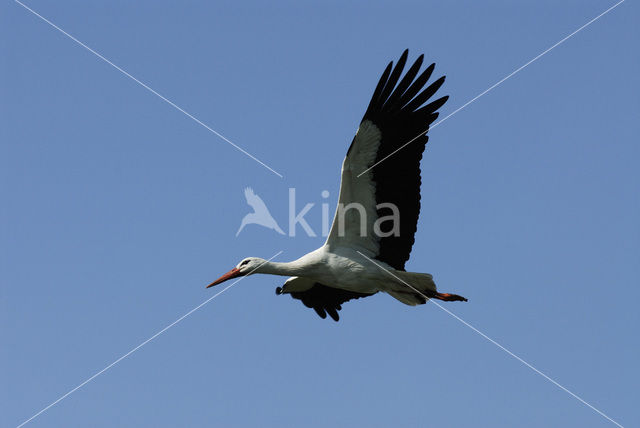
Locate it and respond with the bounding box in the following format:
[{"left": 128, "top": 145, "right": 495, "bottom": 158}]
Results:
[{"left": 240, "top": 260, "right": 250, "bottom": 267}]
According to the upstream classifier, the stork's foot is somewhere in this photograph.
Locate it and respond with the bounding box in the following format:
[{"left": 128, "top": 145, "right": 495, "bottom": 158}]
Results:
[{"left": 432, "top": 292, "right": 467, "bottom": 302}]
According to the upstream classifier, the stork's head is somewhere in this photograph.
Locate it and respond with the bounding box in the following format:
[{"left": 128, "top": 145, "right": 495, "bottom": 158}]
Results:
[{"left": 206, "top": 257, "right": 265, "bottom": 288}]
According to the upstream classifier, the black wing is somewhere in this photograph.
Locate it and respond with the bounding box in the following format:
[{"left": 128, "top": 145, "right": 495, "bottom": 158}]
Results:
[
  {"left": 276, "top": 283, "right": 375, "bottom": 322},
  {"left": 365, "top": 49, "right": 448, "bottom": 270},
  {"left": 326, "top": 50, "right": 448, "bottom": 270}
]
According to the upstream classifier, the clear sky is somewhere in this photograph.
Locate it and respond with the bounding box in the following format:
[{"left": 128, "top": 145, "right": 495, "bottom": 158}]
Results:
[{"left": 2, "top": 1, "right": 639, "bottom": 427}]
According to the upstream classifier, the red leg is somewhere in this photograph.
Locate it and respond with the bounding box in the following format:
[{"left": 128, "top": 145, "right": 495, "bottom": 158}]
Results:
[{"left": 432, "top": 292, "right": 468, "bottom": 302}]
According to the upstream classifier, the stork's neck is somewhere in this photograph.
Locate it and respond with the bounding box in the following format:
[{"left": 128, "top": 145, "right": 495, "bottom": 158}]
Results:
[{"left": 256, "top": 260, "right": 310, "bottom": 277}]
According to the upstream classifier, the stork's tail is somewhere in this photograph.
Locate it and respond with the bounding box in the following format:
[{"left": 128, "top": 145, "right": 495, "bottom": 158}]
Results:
[{"left": 386, "top": 271, "right": 467, "bottom": 306}]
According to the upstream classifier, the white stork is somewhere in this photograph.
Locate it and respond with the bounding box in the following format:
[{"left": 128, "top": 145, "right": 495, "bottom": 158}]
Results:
[{"left": 208, "top": 50, "right": 467, "bottom": 321}]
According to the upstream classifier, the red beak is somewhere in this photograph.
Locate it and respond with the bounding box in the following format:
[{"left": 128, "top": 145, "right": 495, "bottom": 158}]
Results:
[{"left": 207, "top": 267, "right": 242, "bottom": 288}]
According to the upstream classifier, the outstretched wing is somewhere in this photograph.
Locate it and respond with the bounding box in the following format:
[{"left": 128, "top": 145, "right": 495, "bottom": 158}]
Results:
[
  {"left": 276, "top": 279, "right": 375, "bottom": 322},
  {"left": 244, "top": 187, "right": 270, "bottom": 214},
  {"left": 325, "top": 50, "right": 448, "bottom": 270}
]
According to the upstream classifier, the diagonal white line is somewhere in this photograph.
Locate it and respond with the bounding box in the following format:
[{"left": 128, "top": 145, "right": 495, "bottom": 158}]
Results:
[
  {"left": 14, "top": 0, "right": 284, "bottom": 178},
  {"left": 356, "top": 251, "right": 624, "bottom": 427},
  {"left": 16, "top": 251, "right": 284, "bottom": 428},
  {"left": 357, "top": 0, "right": 625, "bottom": 178}
]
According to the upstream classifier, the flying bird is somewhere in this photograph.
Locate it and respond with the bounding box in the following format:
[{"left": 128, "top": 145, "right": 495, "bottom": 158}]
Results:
[
  {"left": 208, "top": 50, "right": 466, "bottom": 321},
  {"left": 236, "top": 187, "right": 285, "bottom": 236}
]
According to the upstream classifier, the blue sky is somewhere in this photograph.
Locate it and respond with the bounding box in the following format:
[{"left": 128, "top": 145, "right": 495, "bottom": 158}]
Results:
[{"left": 2, "top": 1, "right": 639, "bottom": 427}]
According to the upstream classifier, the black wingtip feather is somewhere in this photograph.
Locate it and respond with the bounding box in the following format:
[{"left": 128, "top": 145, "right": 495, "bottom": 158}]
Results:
[
  {"left": 366, "top": 61, "right": 394, "bottom": 115},
  {"left": 326, "top": 307, "right": 340, "bottom": 321},
  {"left": 415, "top": 95, "right": 449, "bottom": 117},
  {"left": 398, "top": 63, "right": 435, "bottom": 107},
  {"left": 376, "top": 51, "right": 409, "bottom": 109},
  {"left": 314, "top": 307, "right": 327, "bottom": 319},
  {"left": 404, "top": 75, "right": 446, "bottom": 112},
  {"left": 387, "top": 54, "right": 425, "bottom": 111}
]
